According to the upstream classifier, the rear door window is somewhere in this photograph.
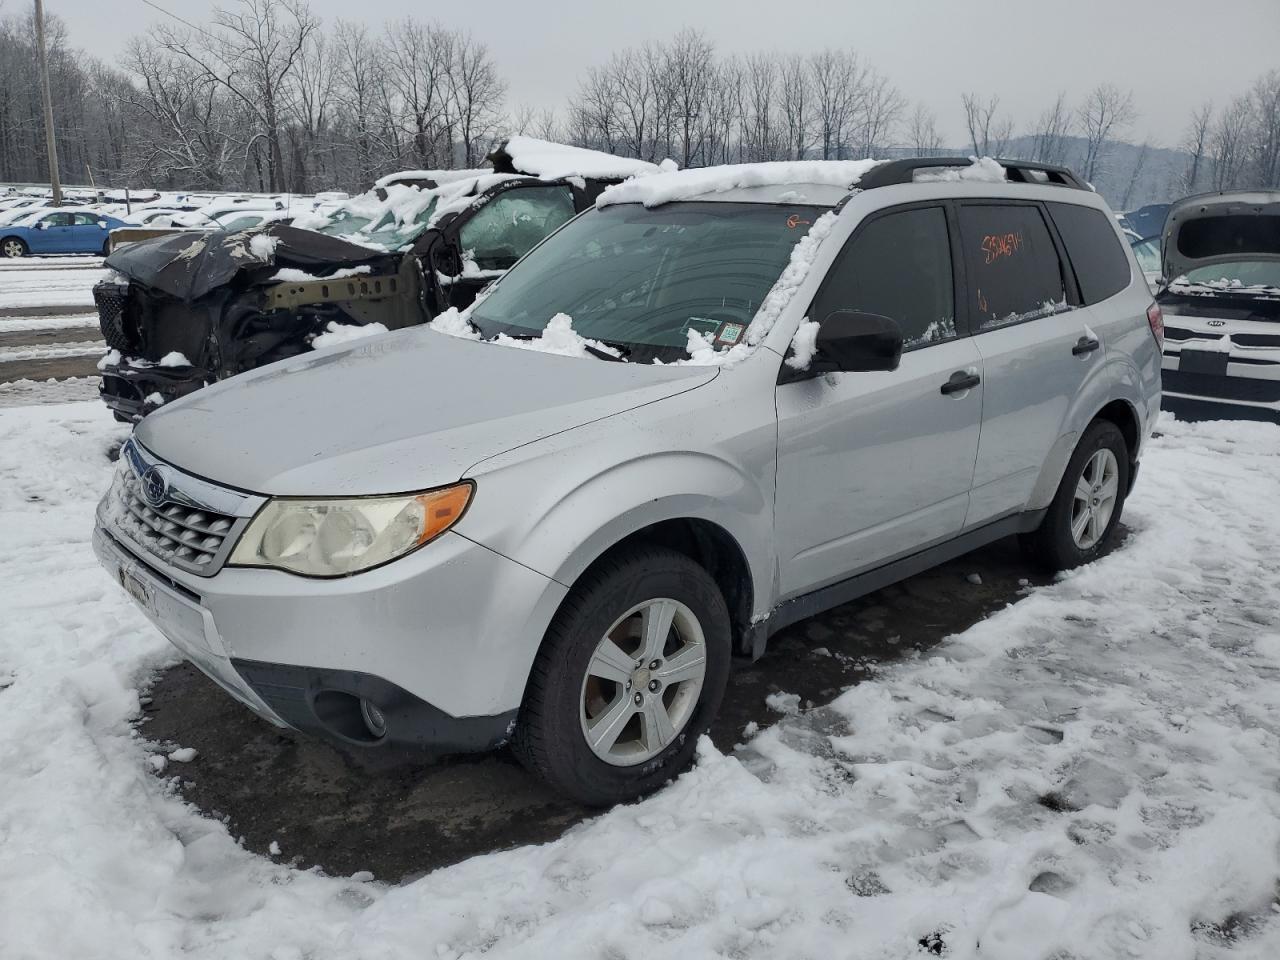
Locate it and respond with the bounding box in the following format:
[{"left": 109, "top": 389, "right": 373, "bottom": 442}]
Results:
[
  {"left": 1047, "top": 202, "right": 1131, "bottom": 303},
  {"left": 458, "top": 185, "right": 575, "bottom": 271},
  {"left": 958, "top": 204, "right": 1067, "bottom": 330},
  {"left": 810, "top": 205, "right": 956, "bottom": 350}
]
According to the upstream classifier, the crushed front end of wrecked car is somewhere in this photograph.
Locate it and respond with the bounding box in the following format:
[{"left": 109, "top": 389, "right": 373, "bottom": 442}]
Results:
[{"left": 95, "top": 224, "right": 415, "bottom": 422}]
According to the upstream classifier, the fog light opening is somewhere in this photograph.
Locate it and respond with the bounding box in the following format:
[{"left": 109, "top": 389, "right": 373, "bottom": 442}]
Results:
[{"left": 360, "top": 698, "right": 387, "bottom": 739}]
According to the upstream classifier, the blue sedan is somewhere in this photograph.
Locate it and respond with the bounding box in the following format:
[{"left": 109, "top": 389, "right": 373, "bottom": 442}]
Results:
[{"left": 0, "top": 209, "right": 128, "bottom": 258}]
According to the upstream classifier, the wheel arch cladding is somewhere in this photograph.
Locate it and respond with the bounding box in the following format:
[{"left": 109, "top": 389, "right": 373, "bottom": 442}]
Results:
[
  {"left": 1029, "top": 397, "right": 1143, "bottom": 510},
  {"left": 1094, "top": 398, "right": 1140, "bottom": 461},
  {"left": 555, "top": 517, "right": 755, "bottom": 657}
]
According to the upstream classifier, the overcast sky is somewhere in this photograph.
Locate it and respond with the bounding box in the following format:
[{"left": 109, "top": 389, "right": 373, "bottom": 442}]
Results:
[{"left": 44, "top": 0, "right": 1280, "bottom": 149}]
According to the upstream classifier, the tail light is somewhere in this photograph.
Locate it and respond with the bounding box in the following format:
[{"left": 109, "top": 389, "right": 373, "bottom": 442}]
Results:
[{"left": 1146, "top": 302, "right": 1164, "bottom": 348}]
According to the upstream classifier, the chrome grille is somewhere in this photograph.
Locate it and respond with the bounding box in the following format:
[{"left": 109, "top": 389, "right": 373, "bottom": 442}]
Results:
[
  {"left": 104, "top": 438, "right": 263, "bottom": 577},
  {"left": 115, "top": 467, "right": 234, "bottom": 569}
]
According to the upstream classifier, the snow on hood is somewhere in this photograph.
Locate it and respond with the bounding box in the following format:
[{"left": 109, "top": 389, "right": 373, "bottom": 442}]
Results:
[
  {"left": 488, "top": 136, "right": 665, "bottom": 180},
  {"left": 1161, "top": 190, "right": 1280, "bottom": 282},
  {"left": 135, "top": 324, "right": 714, "bottom": 495},
  {"left": 597, "top": 159, "right": 885, "bottom": 208}
]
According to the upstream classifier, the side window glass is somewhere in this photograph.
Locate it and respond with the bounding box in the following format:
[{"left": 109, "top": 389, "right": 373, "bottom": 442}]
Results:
[
  {"left": 44, "top": 212, "right": 72, "bottom": 227},
  {"left": 73, "top": 213, "right": 99, "bottom": 226},
  {"left": 458, "top": 186, "right": 576, "bottom": 272},
  {"left": 1046, "top": 202, "right": 1131, "bottom": 303},
  {"left": 958, "top": 204, "right": 1067, "bottom": 330},
  {"left": 811, "top": 206, "right": 956, "bottom": 350}
]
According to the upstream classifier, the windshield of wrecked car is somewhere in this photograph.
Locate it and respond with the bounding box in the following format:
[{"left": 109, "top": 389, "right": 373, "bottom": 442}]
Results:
[
  {"left": 1177, "top": 261, "right": 1280, "bottom": 292},
  {"left": 468, "top": 202, "right": 820, "bottom": 363},
  {"left": 309, "top": 195, "right": 439, "bottom": 249}
]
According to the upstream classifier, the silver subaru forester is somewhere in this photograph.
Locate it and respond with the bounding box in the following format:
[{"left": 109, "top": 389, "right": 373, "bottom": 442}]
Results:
[{"left": 95, "top": 157, "right": 1162, "bottom": 805}]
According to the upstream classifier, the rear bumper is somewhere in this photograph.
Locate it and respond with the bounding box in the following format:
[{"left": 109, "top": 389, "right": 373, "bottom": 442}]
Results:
[{"left": 99, "top": 360, "right": 205, "bottom": 422}]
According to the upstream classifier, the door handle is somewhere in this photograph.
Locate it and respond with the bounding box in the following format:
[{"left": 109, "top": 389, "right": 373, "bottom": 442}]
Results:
[
  {"left": 940, "top": 370, "right": 981, "bottom": 395},
  {"left": 1072, "top": 336, "right": 1101, "bottom": 356}
]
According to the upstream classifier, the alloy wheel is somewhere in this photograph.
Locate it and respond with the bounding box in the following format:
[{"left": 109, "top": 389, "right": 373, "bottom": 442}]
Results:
[
  {"left": 1070, "top": 447, "right": 1119, "bottom": 550},
  {"left": 579, "top": 598, "right": 707, "bottom": 766},
  {"left": 2, "top": 240, "right": 23, "bottom": 258}
]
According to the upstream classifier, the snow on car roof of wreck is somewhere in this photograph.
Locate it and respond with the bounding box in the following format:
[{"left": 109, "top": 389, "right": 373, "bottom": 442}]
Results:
[
  {"left": 597, "top": 159, "right": 886, "bottom": 209},
  {"left": 489, "top": 136, "right": 663, "bottom": 180},
  {"left": 373, "top": 168, "right": 491, "bottom": 189}
]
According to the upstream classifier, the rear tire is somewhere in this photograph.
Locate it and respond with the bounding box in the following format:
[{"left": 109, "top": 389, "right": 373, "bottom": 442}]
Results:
[
  {"left": 1, "top": 237, "right": 26, "bottom": 258},
  {"left": 101, "top": 239, "right": 111, "bottom": 257},
  {"left": 1020, "top": 419, "right": 1129, "bottom": 571},
  {"left": 512, "top": 546, "right": 731, "bottom": 806}
]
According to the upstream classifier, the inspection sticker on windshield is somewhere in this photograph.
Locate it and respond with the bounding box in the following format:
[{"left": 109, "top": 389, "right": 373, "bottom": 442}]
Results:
[{"left": 714, "top": 322, "right": 745, "bottom": 346}]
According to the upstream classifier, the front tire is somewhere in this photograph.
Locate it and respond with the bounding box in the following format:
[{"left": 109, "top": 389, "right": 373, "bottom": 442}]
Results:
[
  {"left": 1020, "top": 419, "right": 1129, "bottom": 571},
  {"left": 1, "top": 237, "right": 26, "bottom": 258},
  {"left": 512, "top": 546, "right": 731, "bottom": 806}
]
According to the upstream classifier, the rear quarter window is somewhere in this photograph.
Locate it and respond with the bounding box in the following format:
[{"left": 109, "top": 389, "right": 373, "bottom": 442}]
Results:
[
  {"left": 958, "top": 204, "right": 1067, "bottom": 330},
  {"left": 1047, "top": 202, "right": 1132, "bottom": 304}
]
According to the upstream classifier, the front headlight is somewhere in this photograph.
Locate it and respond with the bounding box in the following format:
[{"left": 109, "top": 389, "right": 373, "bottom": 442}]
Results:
[{"left": 228, "top": 482, "right": 473, "bottom": 577}]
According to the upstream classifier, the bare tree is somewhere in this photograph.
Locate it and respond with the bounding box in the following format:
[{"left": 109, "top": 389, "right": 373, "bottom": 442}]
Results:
[
  {"left": 961, "top": 92, "right": 1012, "bottom": 157},
  {"left": 778, "top": 53, "right": 812, "bottom": 160},
  {"left": 1248, "top": 69, "right": 1280, "bottom": 188},
  {"left": 447, "top": 33, "right": 505, "bottom": 166},
  {"left": 1120, "top": 140, "right": 1151, "bottom": 210},
  {"left": 663, "top": 30, "right": 714, "bottom": 166},
  {"left": 152, "top": 0, "right": 318, "bottom": 192},
  {"left": 810, "top": 49, "right": 859, "bottom": 160},
  {"left": 1076, "top": 83, "right": 1136, "bottom": 182},
  {"left": 906, "top": 103, "right": 942, "bottom": 156},
  {"left": 1209, "top": 95, "right": 1251, "bottom": 190},
  {"left": 1179, "top": 102, "right": 1213, "bottom": 194},
  {"left": 1032, "top": 92, "right": 1073, "bottom": 164},
  {"left": 384, "top": 19, "right": 454, "bottom": 169}
]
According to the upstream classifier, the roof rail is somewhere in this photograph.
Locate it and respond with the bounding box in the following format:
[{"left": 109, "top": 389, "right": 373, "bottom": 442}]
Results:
[{"left": 857, "top": 157, "right": 1088, "bottom": 191}]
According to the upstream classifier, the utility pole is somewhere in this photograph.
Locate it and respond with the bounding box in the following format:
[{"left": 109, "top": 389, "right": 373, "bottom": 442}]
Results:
[{"left": 34, "top": 0, "right": 62, "bottom": 206}]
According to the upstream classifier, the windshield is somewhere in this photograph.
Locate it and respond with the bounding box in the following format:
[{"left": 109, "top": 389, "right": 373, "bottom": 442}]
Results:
[
  {"left": 1177, "top": 261, "right": 1280, "bottom": 291},
  {"left": 1131, "top": 237, "right": 1160, "bottom": 275},
  {"left": 310, "top": 197, "right": 438, "bottom": 248},
  {"left": 469, "top": 202, "right": 821, "bottom": 363}
]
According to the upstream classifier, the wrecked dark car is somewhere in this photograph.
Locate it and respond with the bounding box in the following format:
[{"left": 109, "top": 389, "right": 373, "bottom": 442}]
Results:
[{"left": 95, "top": 138, "right": 659, "bottom": 421}]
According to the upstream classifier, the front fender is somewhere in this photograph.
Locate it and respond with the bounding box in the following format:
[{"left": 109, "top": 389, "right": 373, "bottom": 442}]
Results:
[{"left": 454, "top": 368, "right": 780, "bottom": 622}]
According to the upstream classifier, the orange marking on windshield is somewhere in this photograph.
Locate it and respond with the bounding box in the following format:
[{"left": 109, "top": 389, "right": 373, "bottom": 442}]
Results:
[{"left": 787, "top": 214, "right": 812, "bottom": 229}]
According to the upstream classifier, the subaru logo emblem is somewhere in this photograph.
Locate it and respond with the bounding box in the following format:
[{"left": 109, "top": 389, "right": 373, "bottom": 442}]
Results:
[
  {"left": 140, "top": 466, "right": 168, "bottom": 507},
  {"left": 1207, "top": 320, "right": 1226, "bottom": 327}
]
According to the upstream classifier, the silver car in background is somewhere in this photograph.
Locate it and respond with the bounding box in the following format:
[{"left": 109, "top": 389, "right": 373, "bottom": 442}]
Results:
[{"left": 94, "top": 157, "right": 1162, "bottom": 805}]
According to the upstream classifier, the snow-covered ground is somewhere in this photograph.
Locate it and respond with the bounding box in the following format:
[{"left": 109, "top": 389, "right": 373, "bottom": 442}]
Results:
[
  {"left": 2, "top": 403, "right": 1280, "bottom": 959},
  {"left": 0, "top": 264, "right": 105, "bottom": 310}
]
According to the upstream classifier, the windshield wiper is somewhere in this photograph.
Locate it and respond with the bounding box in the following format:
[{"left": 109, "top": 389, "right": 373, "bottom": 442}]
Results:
[{"left": 584, "top": 342, "right": 626, "bottom": 362}]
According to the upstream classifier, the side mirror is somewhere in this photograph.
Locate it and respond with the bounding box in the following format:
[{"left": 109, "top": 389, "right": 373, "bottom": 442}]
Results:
[
  {"left": 97, "top": 220, "right": 108, "bottom": 229},
  {"left": 36, "top": 221, "right": 48, "bottom": 230},
  {"left": 812, "top": 310, "right": 903, "bottom": 373}
]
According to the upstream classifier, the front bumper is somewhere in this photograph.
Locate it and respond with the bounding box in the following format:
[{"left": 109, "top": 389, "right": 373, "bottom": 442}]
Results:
[
  {"left": 94, "top": 502, "right": 567, "bottom": 753},
  {"left": 99, "top": 359, "right": 206, "bottom": 423}
]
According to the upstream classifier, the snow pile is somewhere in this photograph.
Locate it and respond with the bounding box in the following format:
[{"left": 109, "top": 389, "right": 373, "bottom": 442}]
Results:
[
  {"left": 426, "top": 306, "right": 480, "bottom": 341},
  {"left": 311, "top": 321, "right": 389, "bottom": 350},
  {"left": 916, "top": 156, "right": 1008, "bottom": 183},
  {"left": 427, "top": 309, "right": 619, "bottom": 360},
  {"left": 290, "top": 176, "right": 522, "bottom": 249},
  {"left": 598, "top": 159, "right": 884, "bottom": 209},
  {"left": 5, "top": 403, "right": 1280, "bottom": 958},
  {"left": 373, "top": 169, "right": 489, "bottom": 189},
  {"left": 247, "top": 234, "right": 279, "bottom": 260},
  {"left": 157, "top": 351, "right": 190, "bottom": 368},
  {"left": 495, "top": 136, "right": 662, "bottom": 180},
  {"left": 784, "top": 319, "right": 821, "bottom": 370},
  {"left": 271, "top": 265, "right": 372, "bottom": 283}
]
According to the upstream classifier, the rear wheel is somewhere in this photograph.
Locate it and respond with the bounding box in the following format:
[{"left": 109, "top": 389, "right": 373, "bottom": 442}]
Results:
[
  {"left": 1, "top": 237, "right": 26, "bottom": 258},
  {"left": 512, "top": 546, "right": 731, "bottom": 806},
  {"left": 1020, "top": 419, "right": 1129, "bottom": 571}
]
